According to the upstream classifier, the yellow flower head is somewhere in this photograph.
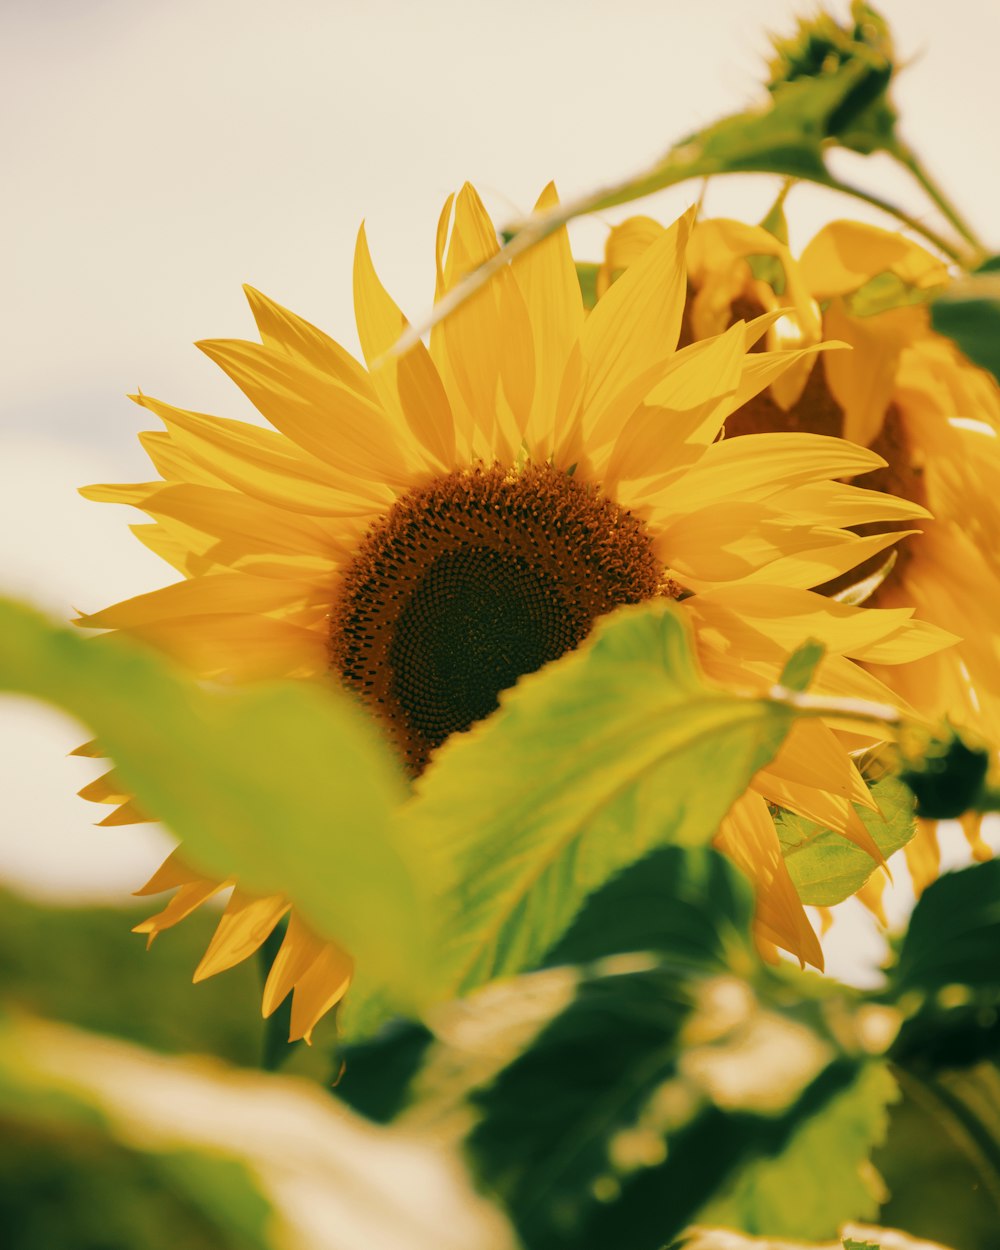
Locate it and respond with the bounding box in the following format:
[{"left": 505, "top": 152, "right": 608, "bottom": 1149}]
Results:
[
  {"left": 605, "top": 211, "right": 1000, "bottom": 877},
  {"left": 78, "top": 186, "right": 952, "bottom": 1040}
]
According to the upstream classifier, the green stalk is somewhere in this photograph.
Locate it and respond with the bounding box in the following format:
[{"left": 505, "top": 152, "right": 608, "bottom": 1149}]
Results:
[{"left": 892, "top": 139, "right": 990, "bottom": 264}]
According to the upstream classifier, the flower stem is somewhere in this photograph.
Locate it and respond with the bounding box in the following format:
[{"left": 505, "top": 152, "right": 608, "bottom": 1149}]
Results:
[{"left": 892, "top": 139, "right": 990, "bottom": 264}]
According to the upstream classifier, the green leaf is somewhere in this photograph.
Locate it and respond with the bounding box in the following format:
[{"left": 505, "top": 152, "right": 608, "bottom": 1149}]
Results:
[
  {"left": 539, "top": 846, "right": 756, "bottom": 974},
  {"left": 892, "top": 861, "right": 1000, "bottom": 995},
  {"left": 334, "top": 1019, "right": 434, "bottom": 1123},
  {"left": 468, "top": 963, "right": 893, "bottom": 1249},
  {"left": 847, "top": 269, "right": 938, "bottom": 318},
  {"left": 0, "top": 598, "right": 426, "bottom": 1007},
  {"left": 931, "top": 273, "right": 1000, "bottom": 386},
  {"left": 777, "top": 777, "right": 915, "bottom": 907},
  {"left": 696, "top": 1062, "right": 896, "bottom": 1237},
  {"left": 338, "top": 846, "right": 755, "bottom": 1124},
  {"left": 884, "top": 862, "right": 1000, "bottom": 1080},
  {"left": 899, "top": 729, "right": 991, "bottom": 820},
  {"left": 779, "top": 638, "right": 826, "bottom": 693},
  {"left": 399, "top": 601, "right": 796, "bottom": 1005},
  {"left": 876, "top": 1064, "right": 1000, "bottom": 1250}
]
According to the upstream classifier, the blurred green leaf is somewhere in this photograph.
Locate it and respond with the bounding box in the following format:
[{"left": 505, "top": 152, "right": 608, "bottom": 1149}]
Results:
[
  {"left": 0, "top": 1024, "right": 275, "bottom": 1250},
  {"left": 359, "top": 844, "right": 893, "bottom": 1249},
  {"left": 398, "top": 602, "right": 796, "bottom": 1007},
  {"left": 0, "top": 1011, "right": 514, "bottom": 1250},
  {"left": 334, "top": 1019, "right": 434, "bottom": 1124},
  {"left": 696, "top": 1062, "right": 896, "bottom": 1238},
  {"left": 539, "top": 845, "right": 756, "bottom": 973},
  {"left": 777, "top": 777, "right": 915, "bottom": 907},
  {"left": 779, "top": 639, "right": 826, "bottom": 694},
  {"left": 337, "top": 846, "right": 755, "bottom": 1123},
  {"left": 0, "top": 598, "right": 426, "bottom": 1009},
  {"left": 899, "top": 730, "right": 991, "bottom": 820},
  {"left": 876, "top": 1064, "right": 1000, "bottom": 1250},
  {"left": 0, "top": 887, "right": 259, "bottom": 1065},
  {"left": 0, "top": 887, "right": 338, "bottom": 1078},
  {"left": 468, "top": 965, "right": 892, "bottom": 1249},
  {"left": 0, "top": 1119, "right": 264, "bottom": 1250},
  {"left": 931, "top": 274, "right": 1000, "bottom": 386},
  {"left": 892, "top": 861, "right": 1000, "bottom": 996},
  {"left": 846, "top": 270, "right": 939, "bottom": 318},
  {"left": 576, "top": 262, "right": 600, "bottom": 310}
]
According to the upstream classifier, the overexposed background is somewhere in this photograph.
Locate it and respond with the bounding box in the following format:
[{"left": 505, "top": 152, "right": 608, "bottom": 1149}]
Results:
[{"left": 2, "top": 0, "right": 998, "bottom": 980}]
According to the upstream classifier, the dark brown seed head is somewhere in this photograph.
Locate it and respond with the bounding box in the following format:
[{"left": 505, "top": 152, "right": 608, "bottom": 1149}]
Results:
[{"left": 329, "top": 463, "right": 667, "bottom": 772}]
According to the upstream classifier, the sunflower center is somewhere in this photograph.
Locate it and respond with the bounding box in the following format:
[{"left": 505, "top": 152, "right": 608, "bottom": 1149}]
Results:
[{"left": 330, "top": 463, "right": 665, "bottom": 772}]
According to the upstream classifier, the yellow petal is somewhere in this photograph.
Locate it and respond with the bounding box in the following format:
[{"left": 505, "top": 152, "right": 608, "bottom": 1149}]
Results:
[
  {"left": 435, "top": 185, "right": 508, "bottom": 458},
  {"left": 779, "top": 480, "right": 931, "bottom": 526},
  {"left": 581, "top": 207, "right": 694, "bottom": 448},
  {"left": 243, "top": 284, "right": 379, "bottom": 403},
  {"left": 652, "top": 432, "right": 886, "bottom": 514},
  {"left": 97, "top": 800, "right": 149, "bottom": 826},
  {"left": 353, "top": 223, "right": 456, "bottom": 470},
  {"left": 960, "top": 812, "right": 993, "bottom": 863},
  {"left": 197, "top": 337, "right": 419, "bottom": 486},
  {"left": 194, "top": 891, "right": 291, "bottom": 982},
  {"left": 823, "top": 300, "right": 929, "bottom": 446},
  {"left": 856, "top": 873, "right": 888, "bottom": 925},
  {"left": 262, "top": 911, "right": 324, "bottom": 1017},
  {"left": 77, "top": 769, "right": 128, "bottom": 806},
  {"left": 135, "top": 393, "right": 390, "bottom": 516},
  {"left": 511, "top": 183, "right": 584, "bottom": 460},
  {"left": 76, "top": 572, "right": 327, "bottom": 631},
  {"left": 138, "top": 430, "right": 229, "bottom": 488},
  {"left": 905, "top": 819, "right": 941, "bottom": 896},
  {"left": 598, "top": 215, "right": 665, "bottom": 296},
  {"left": 738, "top": 529, "right": 919, "bottom": 591},
  {"left": 122, "top": 614, "right": 328, "bottom": 680},
  {"left": 289, "top": 941, "right": 353, "bottom": 1043},
  {"left": 134, "top": 848, "right": 207, "bottom": 897},
  {"left": 69, "top": 738, "right": 103, "bottom": 759},
  {"left": 800, "top": 220, "right": 947, "bottom": 299},
  {"left": 715, "top": 791, "right": 823, "bottom": 969},
  {"left": 132, "top": 879, "right": 227, "bottom": 944},
  {"left": 129, "top": 522, "right": 205, "bottom": 577},
  {"left": 603, "top": 322, "right": 748, "bottom": 489}
]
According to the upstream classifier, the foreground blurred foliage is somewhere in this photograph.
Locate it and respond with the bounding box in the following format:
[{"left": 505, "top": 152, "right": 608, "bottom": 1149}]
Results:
[{"left": 2, "top": 584, "right": 999, "bottom": 1249}]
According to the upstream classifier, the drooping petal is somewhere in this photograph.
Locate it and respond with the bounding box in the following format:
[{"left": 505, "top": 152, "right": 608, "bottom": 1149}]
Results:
[
  {"left": 715, "top": 791, "right": 823, "bottom": 969},
  {"left": 194, "top": 891, "right": 291, "bottom": 982}
]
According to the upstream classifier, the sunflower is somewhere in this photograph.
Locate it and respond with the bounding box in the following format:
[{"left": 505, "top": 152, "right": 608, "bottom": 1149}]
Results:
[
  {"left": 601, "top": 211, "right": 1000, "bottom": 895},
  {"left": 77, "top": 185, "right": 952, "bottom": 1040}
]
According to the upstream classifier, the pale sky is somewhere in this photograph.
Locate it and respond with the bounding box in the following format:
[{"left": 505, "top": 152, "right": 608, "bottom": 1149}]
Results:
[{"left": 2, "top": 0, "right": 998, "bottom": 979}]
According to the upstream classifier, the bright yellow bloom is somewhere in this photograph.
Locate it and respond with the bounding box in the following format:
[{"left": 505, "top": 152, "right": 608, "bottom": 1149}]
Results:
[
  {"left": 78, "top": 186, "right": 952, "bottom": 1038},
  {"left": 603, "top": 212, "right": 999, "bottom": 881}
]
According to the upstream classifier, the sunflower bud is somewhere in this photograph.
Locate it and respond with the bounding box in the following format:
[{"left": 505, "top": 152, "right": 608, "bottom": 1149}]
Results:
[{"left": 767, "top": 1, "right": 899, "bottom": 156}]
